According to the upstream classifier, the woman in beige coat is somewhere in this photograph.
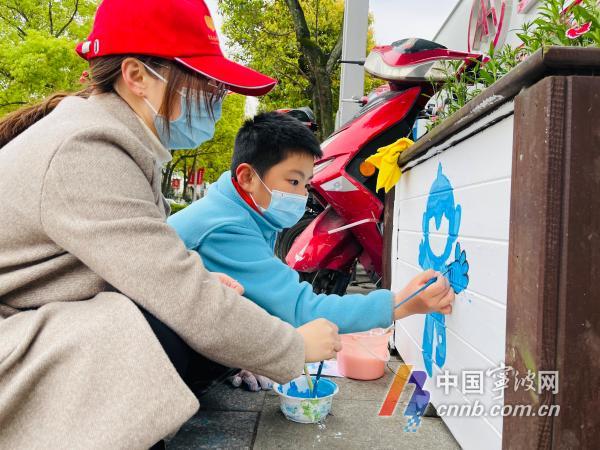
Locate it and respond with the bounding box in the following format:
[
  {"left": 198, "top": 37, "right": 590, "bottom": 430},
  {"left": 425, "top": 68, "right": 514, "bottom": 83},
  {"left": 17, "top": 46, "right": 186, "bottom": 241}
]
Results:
[{"left": 0, "top": 0, "right": 341, "bottom": 448}]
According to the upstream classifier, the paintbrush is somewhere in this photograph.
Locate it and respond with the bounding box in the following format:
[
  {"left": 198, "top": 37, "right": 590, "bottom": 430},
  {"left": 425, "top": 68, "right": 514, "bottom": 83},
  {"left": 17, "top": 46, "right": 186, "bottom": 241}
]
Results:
[
  {"left": 394, "top": 269, "right": 450, "bottom": 311},
  {"left": 382, "top": 270, "right": 451, "bottom": 334},
  {"left": 312, "top": 361, "right": 325, "bottom": 398},
  {"left": 303, "top": 364, "right": 314, "bottom": 395}
]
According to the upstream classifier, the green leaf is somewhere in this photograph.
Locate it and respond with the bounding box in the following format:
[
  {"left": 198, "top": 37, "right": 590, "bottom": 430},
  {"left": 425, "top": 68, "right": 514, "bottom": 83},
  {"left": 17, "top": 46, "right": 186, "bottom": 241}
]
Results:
[{"left": 428, "top": 0, "right": 600, "bottom": 132}]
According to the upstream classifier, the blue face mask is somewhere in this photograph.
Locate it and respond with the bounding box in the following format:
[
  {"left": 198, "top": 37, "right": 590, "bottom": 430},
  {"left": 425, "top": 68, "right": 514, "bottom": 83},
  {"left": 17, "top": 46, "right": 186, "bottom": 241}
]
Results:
[
  {"left": 251, "top": 170, "right": 308, "bottom": 229},
  {"left": 143, "top": 63, "right": 223, "bottom": 150}
]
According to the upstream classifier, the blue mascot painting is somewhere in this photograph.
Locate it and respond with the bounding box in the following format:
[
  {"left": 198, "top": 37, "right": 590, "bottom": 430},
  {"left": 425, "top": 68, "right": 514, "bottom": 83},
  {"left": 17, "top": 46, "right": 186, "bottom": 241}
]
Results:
[{"left": 418, "top": 163, "right": 470, "bottom": 377}]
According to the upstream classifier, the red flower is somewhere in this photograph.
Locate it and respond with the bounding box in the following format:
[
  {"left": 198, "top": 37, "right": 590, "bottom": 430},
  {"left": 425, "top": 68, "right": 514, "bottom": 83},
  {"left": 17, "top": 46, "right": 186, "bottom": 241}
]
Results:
[{"left": 566, "top": 21, "right": 592, "bottom": 39}]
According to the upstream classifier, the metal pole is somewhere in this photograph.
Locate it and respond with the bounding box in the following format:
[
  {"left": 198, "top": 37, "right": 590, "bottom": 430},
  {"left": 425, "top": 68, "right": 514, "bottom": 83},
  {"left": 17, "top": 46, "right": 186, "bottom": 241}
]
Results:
[{"left": 336, "top": 0, "right": 369, "bottom": 129}]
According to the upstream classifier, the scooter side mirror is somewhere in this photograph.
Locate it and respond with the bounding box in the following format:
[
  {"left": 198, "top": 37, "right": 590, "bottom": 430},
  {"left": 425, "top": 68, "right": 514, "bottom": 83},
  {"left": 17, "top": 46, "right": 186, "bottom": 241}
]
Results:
[{"left": 364, "top": 38, "right": 485, "bottom": 84}]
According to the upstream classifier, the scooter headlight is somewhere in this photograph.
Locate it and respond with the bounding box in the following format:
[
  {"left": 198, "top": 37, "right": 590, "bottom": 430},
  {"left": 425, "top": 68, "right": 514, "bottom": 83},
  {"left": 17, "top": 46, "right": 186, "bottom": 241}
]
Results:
[
  {"left": 313, "top": 158, "right": 335, "bottom": 175},
  {"left": 321, "top": 175, "right": 358, "bottom": 192}
]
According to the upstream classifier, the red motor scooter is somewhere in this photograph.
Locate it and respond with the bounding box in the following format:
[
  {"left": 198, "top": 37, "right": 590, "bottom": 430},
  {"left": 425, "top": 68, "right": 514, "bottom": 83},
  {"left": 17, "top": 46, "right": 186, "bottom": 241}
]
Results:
[{"left": 277, "top": 38, "right": 482, "bottom": 294}]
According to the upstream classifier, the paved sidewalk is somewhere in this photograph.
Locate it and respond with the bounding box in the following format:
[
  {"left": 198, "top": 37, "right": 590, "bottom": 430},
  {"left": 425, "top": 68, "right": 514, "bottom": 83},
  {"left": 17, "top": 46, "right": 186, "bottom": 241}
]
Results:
[
  {"left": 167, "top": 353, "right": 459, "bottom": 449},
  {"left": 167, "top": 278, "right": 460, "bottom": 449}
]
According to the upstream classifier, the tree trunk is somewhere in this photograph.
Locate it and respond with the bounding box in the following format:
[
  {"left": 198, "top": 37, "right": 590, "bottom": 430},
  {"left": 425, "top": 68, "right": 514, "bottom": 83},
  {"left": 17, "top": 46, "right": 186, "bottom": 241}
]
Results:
[
  {"left": 166, "top": 168, "right": 174, "bottom": 197},
  {"left": 314, "top": 65, "right": 334, "bottom": 138},
  {"left": 161, "top": 164, "right": 172, "bottom": 196},
  {"left": 182, "top": 157, "right": 189, "bottom": 202},
  {"left": 161, "top": 156, "right": 182, "bottom": 196},
  {"left": 283, "top": 0, "right": 342, "bottom": 139},
  {"left": 190, "top": 154, "right": 198, "bottom": 202},
  {"left": 310, "top": 83, "right": 322, "bottom": 140}
]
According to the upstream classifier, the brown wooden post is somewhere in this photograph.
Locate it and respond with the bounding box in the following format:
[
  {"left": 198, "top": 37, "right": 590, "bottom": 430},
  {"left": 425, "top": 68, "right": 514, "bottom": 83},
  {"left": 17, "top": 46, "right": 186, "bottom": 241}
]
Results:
[
  {"left": 382, "top": 187, "right": 395, "bottom": 290},
  {"left": 503, "top": 76, "right": 600, "bottom": 449}
]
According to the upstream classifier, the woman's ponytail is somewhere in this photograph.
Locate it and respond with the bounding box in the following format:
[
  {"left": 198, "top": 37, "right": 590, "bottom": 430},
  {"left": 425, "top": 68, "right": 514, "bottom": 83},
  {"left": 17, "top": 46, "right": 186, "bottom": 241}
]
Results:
[
  {"left": 0, "top": 88, "right": 93, "bottom": 148},
  {"left": 0, "top": 53, "right": 217, "bottom": 149}
]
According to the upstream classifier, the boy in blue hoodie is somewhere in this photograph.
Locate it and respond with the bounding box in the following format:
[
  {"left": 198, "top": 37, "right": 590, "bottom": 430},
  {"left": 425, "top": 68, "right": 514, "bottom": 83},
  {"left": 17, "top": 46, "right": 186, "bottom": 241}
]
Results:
[{"left": 168, "top": 113, "right": 454, "bottom": 387}]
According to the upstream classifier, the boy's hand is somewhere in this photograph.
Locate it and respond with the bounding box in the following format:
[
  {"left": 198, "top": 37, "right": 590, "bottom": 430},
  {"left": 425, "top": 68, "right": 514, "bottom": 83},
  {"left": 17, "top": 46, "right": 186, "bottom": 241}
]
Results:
[
  {"left": 393, "top": 270, "right": 455, "bottom": 320},
  {"left": 298, "top": 318, "right": 342, "bottom": 362},
  {"left": 214, "top": 272, "right": 244, "bottom": 295}
]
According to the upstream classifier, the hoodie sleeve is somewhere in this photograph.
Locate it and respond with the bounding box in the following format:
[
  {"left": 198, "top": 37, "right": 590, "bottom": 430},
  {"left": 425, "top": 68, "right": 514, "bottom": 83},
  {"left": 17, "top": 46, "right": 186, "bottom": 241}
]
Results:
[{"left": 197, "top": 224, "right": 395, "bottom": 334}]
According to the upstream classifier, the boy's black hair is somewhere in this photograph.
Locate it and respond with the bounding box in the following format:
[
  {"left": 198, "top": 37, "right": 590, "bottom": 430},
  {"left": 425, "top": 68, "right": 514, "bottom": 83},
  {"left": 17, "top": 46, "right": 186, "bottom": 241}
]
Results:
[{"left": 230, "top": 112, "right": 323, "bottom": 178}]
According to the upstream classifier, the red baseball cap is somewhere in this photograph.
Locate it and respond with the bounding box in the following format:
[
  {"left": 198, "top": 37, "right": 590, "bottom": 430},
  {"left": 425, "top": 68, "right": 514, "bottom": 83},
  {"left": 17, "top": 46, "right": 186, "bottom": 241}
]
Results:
[{"left": 76, "top": 0, "right": 277, "bottom": 96}]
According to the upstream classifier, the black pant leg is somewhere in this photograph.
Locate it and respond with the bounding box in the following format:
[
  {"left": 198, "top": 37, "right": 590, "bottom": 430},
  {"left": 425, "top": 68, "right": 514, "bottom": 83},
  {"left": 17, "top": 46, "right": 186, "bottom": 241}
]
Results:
[
  {"left": 138, "top": 307, "right": 192, "bottom": 379},
  {"left": 138, "top": 306, "right": 239, "bottom": 396}
]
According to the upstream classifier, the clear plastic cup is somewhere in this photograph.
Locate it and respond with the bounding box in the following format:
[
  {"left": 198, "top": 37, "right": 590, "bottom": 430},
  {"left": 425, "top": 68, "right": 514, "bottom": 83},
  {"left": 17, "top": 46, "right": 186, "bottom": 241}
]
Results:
[{"left": 337, "top": 328, "right": 391, "bottom": 380}]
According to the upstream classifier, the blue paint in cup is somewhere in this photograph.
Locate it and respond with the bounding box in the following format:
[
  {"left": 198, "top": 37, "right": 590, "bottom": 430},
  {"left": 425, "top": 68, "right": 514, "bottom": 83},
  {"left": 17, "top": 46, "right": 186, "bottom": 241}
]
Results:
[{"left": 273, "top": 376, "right": 339, "bottom": 423}]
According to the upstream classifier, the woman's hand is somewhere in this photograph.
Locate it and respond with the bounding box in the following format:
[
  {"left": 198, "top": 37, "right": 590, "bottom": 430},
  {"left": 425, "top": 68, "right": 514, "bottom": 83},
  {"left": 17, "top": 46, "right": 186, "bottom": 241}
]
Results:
[
  {"left": 393, "top": 269, "right": 455, "bottom": 320},
  {"left": 297, "top": 318, "right": 342, "bottom": 362},
  {"left": 214, "top": 272, "right": 244, "bottom": 295}
]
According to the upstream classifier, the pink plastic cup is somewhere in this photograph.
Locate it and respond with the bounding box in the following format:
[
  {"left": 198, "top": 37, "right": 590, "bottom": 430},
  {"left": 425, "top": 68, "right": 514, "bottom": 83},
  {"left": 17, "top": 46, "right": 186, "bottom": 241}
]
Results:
[{"left": 337, "top": 328, "right": 391, "bottom": 380}]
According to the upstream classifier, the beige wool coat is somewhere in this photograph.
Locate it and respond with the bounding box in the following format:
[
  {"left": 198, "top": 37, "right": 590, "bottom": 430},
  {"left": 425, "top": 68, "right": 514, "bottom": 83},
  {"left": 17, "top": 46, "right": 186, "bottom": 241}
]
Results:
[{"left": 0, "top": 93, "right": 305, "bottom": 449}]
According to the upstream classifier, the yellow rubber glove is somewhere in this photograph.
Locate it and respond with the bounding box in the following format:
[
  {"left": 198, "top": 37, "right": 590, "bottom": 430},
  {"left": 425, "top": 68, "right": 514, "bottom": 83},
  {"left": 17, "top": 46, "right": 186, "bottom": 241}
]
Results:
[{"left": 365, "top": 137, "right": 414, "bottom": 193}]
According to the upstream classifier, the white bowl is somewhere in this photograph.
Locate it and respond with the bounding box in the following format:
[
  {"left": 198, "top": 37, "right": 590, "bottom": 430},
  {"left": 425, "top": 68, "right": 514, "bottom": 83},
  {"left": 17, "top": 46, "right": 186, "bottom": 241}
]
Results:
[{"left": 273, "top": 375, "right": 339, "bottom": 423}]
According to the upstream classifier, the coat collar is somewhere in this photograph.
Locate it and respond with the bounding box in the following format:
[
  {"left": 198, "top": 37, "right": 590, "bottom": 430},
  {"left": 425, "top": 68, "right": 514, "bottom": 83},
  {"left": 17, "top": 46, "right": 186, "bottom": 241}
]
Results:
[{"left": 87, "top": 92, "right": 172, "bottom": 167}]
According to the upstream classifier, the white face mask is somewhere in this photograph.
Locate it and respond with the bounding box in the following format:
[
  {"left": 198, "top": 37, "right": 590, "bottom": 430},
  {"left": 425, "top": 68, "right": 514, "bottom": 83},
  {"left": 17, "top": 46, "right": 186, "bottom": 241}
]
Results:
[
  {"left": 250, "top": 169, "right": 308, "bottom": 228},
  {"left": 142, "top": 63, "right": 223, "bottom": 150}
]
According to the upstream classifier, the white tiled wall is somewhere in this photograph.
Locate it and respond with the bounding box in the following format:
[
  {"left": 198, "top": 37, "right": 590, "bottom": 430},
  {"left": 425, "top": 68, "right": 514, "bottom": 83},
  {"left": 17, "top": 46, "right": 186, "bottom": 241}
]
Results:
[{"left": 392, "top": 108, "right": 514, "bottom": 450}]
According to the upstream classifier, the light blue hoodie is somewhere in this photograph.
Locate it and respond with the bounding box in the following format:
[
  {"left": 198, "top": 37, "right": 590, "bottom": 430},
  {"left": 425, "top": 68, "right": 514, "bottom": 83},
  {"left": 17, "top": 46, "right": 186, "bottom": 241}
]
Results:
[{"left": 168, "top": 171, "right": 394, "bottom": 334}]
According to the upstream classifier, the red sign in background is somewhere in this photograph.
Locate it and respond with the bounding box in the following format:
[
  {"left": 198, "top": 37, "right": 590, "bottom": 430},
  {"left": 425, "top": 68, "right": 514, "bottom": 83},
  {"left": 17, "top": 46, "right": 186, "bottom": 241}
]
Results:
[{"left": 188, "top": 168, "right": 205, "bottom": 185}]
